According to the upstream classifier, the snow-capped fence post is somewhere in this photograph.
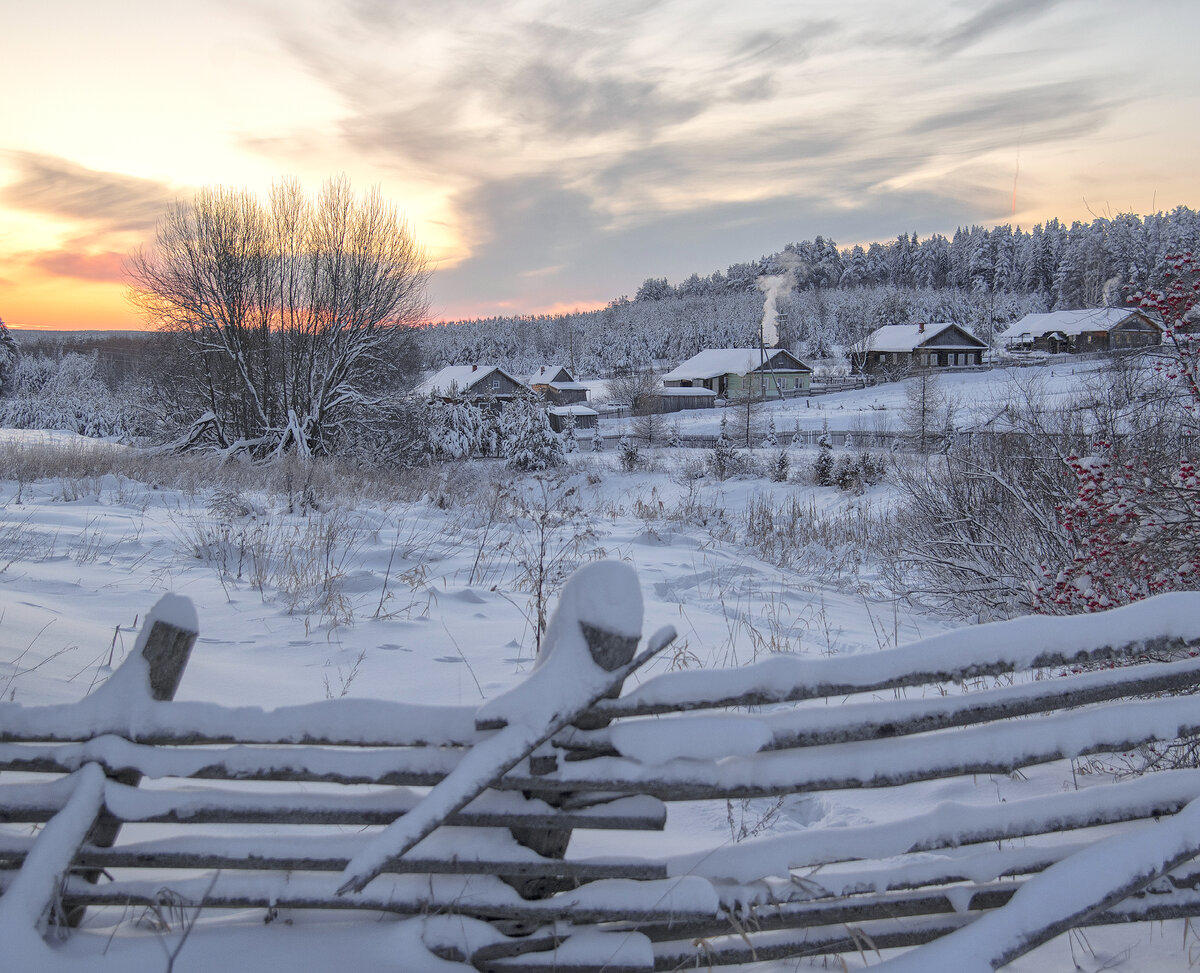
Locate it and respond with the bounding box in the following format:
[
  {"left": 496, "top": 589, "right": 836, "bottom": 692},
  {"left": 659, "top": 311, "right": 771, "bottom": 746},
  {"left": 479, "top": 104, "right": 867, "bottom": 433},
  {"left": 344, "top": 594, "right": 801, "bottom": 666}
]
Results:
[
  {"left": 67, "top": 595, "right": 198, "bottom": 926},
  {"left": 505, "top": 616, "right": 643, "bottom": 902}
]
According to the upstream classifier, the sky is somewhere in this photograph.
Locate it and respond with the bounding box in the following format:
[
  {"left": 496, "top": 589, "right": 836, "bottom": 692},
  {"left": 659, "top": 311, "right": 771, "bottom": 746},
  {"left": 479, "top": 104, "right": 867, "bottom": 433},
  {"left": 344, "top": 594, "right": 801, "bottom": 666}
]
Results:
[{"left": 2, "top": 0, "right": 1199, "bottom": 331}]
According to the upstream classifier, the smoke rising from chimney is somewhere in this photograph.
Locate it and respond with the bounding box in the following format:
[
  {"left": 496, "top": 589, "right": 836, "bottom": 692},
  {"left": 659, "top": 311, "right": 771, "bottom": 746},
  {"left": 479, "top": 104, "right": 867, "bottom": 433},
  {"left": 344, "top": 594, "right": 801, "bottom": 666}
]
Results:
[{"left": 756, "top": 252, "right": 808, "bottom": 348}]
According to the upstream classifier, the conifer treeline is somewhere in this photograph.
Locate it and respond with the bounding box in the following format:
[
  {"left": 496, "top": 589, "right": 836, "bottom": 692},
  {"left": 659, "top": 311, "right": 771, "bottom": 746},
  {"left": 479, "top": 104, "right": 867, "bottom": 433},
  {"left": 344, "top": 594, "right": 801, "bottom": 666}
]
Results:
[{"left": 419, "top": 209, "right": 1200, "bottom": 375}]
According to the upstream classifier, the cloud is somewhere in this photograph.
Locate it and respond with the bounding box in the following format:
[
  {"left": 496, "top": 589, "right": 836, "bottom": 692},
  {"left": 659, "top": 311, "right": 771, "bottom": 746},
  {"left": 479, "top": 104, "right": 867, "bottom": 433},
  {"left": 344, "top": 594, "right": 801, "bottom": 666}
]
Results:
[
  {"left": 26, "top": 250, "right": 127, "bottom": 284},
  {"left": 1, "top": 152, "right": 176, "bottom": 234},
  {"left": 905, "top": 81, "right": 1121, "bottom": 147},
  {"left": 934, "top": 0, "right": 1066, "bottom": 55},
  {"left": 429, "top": 167, "right": 1001, "bottom": 319}
]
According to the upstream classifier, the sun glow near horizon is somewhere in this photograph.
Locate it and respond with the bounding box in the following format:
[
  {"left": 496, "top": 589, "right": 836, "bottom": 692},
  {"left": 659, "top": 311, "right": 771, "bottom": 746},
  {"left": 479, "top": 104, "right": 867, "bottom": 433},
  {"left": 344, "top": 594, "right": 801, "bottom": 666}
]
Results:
[{"left": 3, "top": 0, "right": 1199, "bottom": 332}]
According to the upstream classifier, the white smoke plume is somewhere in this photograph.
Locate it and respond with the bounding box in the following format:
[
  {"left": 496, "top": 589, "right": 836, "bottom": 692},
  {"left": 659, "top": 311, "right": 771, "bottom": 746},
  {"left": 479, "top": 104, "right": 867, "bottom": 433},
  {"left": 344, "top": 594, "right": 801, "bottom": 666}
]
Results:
[{"left": 755, "top": 252, "right": 808, "bottom": 348}]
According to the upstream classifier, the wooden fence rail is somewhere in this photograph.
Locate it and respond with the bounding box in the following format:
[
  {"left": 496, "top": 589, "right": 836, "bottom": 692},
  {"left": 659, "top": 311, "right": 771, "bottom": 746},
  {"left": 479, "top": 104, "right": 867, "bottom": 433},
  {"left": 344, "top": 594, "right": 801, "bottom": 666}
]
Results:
[{"left": 4, "top": 568, "right": 1200, "bottom": 971}]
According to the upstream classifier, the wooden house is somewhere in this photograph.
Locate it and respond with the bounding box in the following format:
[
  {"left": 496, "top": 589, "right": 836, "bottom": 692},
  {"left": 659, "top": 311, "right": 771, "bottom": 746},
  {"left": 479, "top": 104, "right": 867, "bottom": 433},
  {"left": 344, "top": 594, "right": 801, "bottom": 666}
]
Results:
[
  {"left": 526, "top": 365, "right": 589, "bottom": 405},
  {"left": 662, "top": 348, "right": 812, "bottom": 398},
  {"left": 1005, "top": 308, "right": 1161, "bottom": 355},
  {"left": 414, "top": 365, "right": 530, "bottom": 403},
  {"left": 861, "top": 322, "right": 987, "bottom": 374}
]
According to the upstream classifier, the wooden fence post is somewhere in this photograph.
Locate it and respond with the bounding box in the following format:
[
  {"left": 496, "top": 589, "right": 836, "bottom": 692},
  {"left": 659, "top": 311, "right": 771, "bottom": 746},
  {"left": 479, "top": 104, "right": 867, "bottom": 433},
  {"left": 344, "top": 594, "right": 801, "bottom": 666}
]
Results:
[
  {"left": 67, "top": 598, "right": 198, "bottom": 926},
  {"left": 504, "top": 619, "right": 638, "bottom": 904}
]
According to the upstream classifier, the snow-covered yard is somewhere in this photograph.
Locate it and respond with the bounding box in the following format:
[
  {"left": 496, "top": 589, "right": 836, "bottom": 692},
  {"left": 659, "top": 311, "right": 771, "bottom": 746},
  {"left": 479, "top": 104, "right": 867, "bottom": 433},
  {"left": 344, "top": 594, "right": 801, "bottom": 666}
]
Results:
[{"left": 1, "top": 375, "right": 1198, "bottom": 971}]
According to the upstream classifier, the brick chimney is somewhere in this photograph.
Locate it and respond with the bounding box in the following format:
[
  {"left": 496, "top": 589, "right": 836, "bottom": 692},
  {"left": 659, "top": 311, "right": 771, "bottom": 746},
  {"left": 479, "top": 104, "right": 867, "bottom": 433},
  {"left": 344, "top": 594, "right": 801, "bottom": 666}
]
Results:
[{"left": 918, "top": 322, "right": 925, "bottom": 333}]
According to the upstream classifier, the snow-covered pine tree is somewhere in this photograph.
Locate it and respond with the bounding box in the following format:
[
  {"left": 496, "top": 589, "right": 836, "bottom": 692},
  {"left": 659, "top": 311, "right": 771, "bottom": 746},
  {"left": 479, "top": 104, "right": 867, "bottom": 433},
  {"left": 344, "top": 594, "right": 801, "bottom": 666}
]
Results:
[
  {"left": 709, "top": 415, "right": 739, "bottom": 480},
  {"left": 0, "top": 316, "right": 17, "bottom": 396},
  {"left": 562, "top": 411, "right": 578, "bottom": 453},
  {"left": 771, "top": 448, "right": 789, "bottom": 482},
  {"left": 500, "top": 396, "right": 564, "bottom": 471},
  {"left": 761, "top": 415, "right": 778, "bottom": 449},
  {"left": 591, "top": 424, "right": 604, "bottom": 452},
  {"left": 813, "top": 431, "right": 834, "bottom": 486}
]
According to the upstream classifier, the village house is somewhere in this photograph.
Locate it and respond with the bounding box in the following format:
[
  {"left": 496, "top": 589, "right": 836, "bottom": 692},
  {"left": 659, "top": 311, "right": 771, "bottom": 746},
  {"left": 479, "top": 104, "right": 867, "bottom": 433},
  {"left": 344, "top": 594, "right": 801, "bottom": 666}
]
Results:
[
  {"left": 662, "top": 348, "right": 812, "bottom": 398},
  {"left": 525, "top": 365, "right": 590, "bottom": 405},
  {"left": 860, "top": 322, "right": 987, "bottom": 374},
  {"left": 1004, "top": 308, "right": 1162, "bottom": 354},
  {"left": 413, "top": 365, "right": 530, "bottom": 403}
]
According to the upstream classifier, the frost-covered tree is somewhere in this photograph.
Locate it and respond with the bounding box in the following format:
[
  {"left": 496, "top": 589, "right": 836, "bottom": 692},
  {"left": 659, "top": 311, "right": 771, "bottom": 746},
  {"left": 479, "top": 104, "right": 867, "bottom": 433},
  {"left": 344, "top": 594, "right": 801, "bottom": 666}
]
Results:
[
  {"left": 429, "top": 398, "right": 485, "bottom": 460},
  {"left": 0, "top": 316, "right": 18, "bottom": 396},
  {"left": 1, "top": 353, "right": 138, "bottom": 438},
  {"left": 501, "top": 396, "right": 563, "bottom": 471},
  {"left": 127, "top": 176, "right": 429, "bottom": 457}
]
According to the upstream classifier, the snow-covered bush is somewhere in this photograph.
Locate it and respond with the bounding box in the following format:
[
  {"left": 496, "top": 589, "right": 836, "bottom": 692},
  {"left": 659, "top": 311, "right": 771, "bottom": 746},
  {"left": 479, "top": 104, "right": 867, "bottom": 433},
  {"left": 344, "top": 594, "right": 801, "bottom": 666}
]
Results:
[
  {"left": 0, "top": 353, "right": 141, "bottom": 439},
  {"left": 591, "top": 425, "right": 604, "bottom": 452},
  {"left": 428, "top": 399, "right": 485, "bottom": 460},
  {"left": 618, "top": 436, "right": 640, "bottom": 472}
]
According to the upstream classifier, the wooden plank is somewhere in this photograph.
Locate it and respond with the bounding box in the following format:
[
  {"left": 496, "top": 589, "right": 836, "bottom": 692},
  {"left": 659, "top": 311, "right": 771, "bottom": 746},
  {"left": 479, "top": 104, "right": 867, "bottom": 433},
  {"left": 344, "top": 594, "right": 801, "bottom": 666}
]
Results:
[
  {"left": 335, "top": 573, "right": 675, "bottom": 896},
  {"left": 69, "top": 597, "right": 198, "bottom": 927},
  {"left": 0, "top": 764, "right": 104, "bottom": 935},
  {"left": 0, "top": 778, "right": 666, "bottom": 830},
  {"left": 578, "top": 598, "right": 1200, "bottom": 724},
  {"left": 0, "top": 697, "right": 481, "bottom": 748},
  {"left": 25, "top": 872, "right": 718, "bottom": 926},
  {"left": 0, "top": 738, "right": 466, "bottom": 787},
  {"left": 0, "top": 833, "right": 666, "bottom": 881},
  {"left": 644, "top": 884, "right": 1200, "bottom": 970},
  {"left": 557, "top": 654, "right": 1200, "bottom": 759},
  {"left": 507, "top": 695, "right": 1200, "bottom": 800}
]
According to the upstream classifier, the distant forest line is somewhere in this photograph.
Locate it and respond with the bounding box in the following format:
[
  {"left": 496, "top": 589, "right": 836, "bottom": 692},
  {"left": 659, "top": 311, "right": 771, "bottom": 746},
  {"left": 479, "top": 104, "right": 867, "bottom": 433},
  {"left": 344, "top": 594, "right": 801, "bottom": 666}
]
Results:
[
  {"left": 13, "top": 208, "right": 1200, "bottom": 381},
  {"left": 421, "top": 207, "right": 1200, "bottom": 375}
]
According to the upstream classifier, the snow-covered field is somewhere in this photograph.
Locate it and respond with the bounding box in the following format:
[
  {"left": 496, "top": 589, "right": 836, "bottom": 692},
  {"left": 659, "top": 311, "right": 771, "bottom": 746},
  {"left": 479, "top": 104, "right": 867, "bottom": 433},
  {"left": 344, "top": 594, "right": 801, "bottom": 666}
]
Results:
[{"left": 1, "top": 361, "right": 1195, "bottom": 971}]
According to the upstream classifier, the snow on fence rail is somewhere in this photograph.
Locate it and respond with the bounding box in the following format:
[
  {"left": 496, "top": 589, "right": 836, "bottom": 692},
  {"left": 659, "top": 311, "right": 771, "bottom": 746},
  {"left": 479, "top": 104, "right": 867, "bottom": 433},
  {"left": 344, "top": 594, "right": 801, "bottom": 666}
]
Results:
[{"left": 4, "top": 569, "right": 1200, "bottom": 971}]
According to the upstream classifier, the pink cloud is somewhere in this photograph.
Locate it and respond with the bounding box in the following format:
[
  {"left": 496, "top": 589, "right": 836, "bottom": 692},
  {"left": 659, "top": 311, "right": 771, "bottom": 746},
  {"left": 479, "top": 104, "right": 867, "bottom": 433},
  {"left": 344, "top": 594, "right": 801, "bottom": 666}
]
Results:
[{"left": 28, "top": 250, "right": 126, "bottom": 284}]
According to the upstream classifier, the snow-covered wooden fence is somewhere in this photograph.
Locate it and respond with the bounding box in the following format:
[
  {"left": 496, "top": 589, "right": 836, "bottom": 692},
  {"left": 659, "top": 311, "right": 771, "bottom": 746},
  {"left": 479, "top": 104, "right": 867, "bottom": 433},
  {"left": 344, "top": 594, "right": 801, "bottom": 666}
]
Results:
[{"left": 5, "top": 567, "right": 1200, "bottom": 971}]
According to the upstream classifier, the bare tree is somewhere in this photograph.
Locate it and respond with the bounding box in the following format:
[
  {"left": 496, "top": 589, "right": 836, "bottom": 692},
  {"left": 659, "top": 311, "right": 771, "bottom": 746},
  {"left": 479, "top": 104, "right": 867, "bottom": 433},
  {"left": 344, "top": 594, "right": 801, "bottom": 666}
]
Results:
[
  {"left": 127, "top": 176, "right": 430, "bottom": 456},
  {"left": 903, "top": 371, "right": 949, "bottom": 452},
  {"left": 606, "top": 370, "right": 664, "bottom": 444}
]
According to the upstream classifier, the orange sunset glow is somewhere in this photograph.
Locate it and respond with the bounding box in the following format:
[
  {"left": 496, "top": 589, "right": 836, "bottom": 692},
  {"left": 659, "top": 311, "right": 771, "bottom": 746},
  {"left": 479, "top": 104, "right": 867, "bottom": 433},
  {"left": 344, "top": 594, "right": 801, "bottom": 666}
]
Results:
[{"left": 4, "top": 0, "right": 1200, "bottom": 331}]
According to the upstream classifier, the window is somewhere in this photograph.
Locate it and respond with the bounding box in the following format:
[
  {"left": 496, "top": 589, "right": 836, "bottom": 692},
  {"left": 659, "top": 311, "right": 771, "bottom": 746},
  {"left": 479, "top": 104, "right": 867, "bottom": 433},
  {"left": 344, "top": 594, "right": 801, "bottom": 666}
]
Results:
[{"left": 490, "top": 374, "right": 500, "bottom": 391}]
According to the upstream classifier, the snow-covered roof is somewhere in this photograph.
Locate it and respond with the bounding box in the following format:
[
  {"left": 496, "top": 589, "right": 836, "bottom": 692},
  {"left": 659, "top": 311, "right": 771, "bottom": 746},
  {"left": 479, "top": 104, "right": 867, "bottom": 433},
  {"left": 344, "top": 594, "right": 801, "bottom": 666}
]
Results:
[
  {"left": 866, "top": 323, "right": 984, "bottom": 352},
  {"left": 662, "top": 349, "right": 809, "bottom": 381},
  {"left": 1009, "top": 308, "right": 1156, "bottom": 338},
  {"left": 659, "top": 386, "right": 717, "bottom": 397},
  {"left": 548, "top": 381, "right": 589, "bottom": 391},
  {"left": 527, "top": 364, "right": 575, "bottom": 384},
  {"left": 413, "top": 365, "right": 527, "bottom": 398},
  {"left": 547, "top": 405, "right": 599, "bottom": 416}
]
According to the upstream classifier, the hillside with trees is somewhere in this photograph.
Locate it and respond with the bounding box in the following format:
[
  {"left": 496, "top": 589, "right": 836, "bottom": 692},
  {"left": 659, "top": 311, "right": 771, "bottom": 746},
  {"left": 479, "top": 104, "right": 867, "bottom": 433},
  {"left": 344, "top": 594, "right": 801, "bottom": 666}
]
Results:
[{"left": 419, "top": 208, "right": 1200, "bottom": 374}]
